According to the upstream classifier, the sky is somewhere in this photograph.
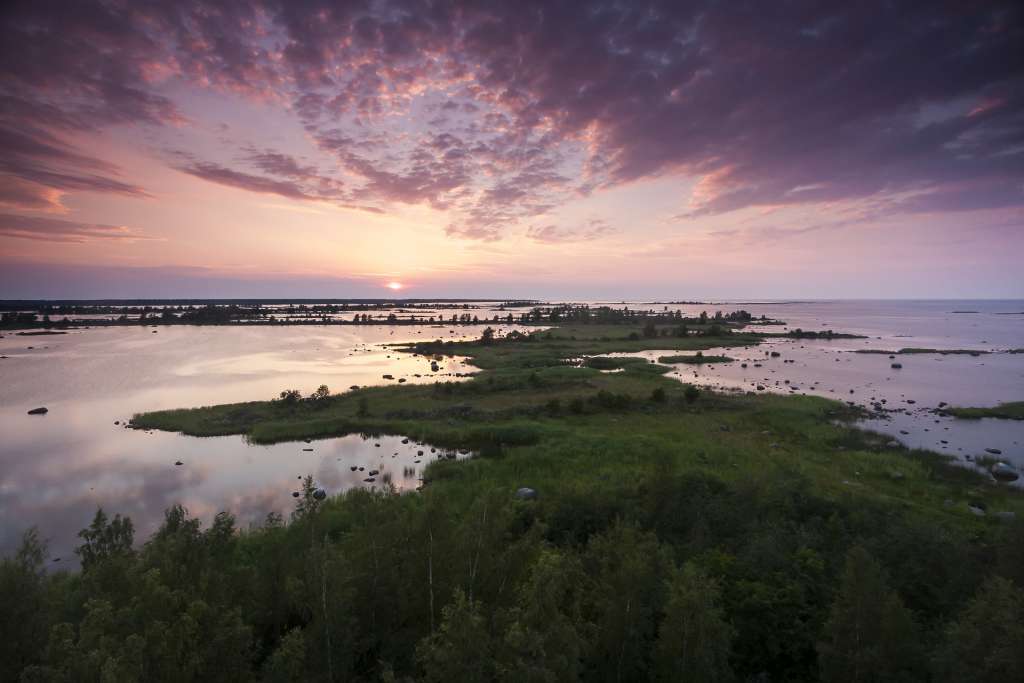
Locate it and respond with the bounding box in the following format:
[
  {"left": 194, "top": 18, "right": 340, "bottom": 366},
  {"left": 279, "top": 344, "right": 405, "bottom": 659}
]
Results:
[{"left": 0, "top": 0, "right": 1022, "bottom": 300}]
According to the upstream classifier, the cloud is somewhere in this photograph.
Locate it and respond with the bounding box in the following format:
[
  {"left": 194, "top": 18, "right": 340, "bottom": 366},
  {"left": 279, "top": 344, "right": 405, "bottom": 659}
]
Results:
[
  {"left": 0, "top": 176, "right": 66, "bottom": 211},
  {"left": 177, "top": 161, "right": 325, "bottom": 201},
  {"left": 244, "top": 149, "right": 320, "bottom": 180},
  {"left": 0, "top": 124, "right": 150, "bottom": 210},
  {"left": 1, "top": 0, "right": 1021, "bottom": 238},
  {"left": 0, "top": 213, "right": 158, "bottom": 243},
  {"left": 527, "top": 219, "right": 616, "bottom": 244}
]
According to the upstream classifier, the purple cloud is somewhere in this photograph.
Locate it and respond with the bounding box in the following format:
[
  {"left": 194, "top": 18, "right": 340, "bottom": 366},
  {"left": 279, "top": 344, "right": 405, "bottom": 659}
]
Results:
[
  {"left": 177, "top": 161, "right": 328, "bottom": 202},
  {"left": 0, "top": 213, "right": 156, "bottom": 243},
  {"left": 1, "top": 0, "right": 1020, "bottom": 236},
  {"left": 527, "top": 219, "right": 616, "bottom": 244}
]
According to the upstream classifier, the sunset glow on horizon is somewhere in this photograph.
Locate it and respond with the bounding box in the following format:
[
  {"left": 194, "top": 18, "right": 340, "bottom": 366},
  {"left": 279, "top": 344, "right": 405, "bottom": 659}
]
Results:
[{"left": 1, "top": 1, "right": 1022, "bottom": 300}]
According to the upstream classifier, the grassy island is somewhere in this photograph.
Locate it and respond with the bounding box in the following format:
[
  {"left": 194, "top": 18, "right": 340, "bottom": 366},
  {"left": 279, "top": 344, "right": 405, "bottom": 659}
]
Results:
[
  {"left": 5, "top": 321, "right": 1023, "bottom": 682},
  {"left": 941, "top": 401, "right": 1024, "bottom": 420},
  {"left": 854, "top": 348, "right": 989, "bottom": 356},
  {"left": 657, "top": 353, "right": 734, "bottom": 364}
]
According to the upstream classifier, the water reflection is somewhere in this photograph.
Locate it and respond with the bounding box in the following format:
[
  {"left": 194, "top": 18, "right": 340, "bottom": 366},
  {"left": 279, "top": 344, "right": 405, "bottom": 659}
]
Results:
[
  {"left": 608, "top": 338, "right": 1024, "bottom": 478},
  {"left": 0, "top": 324, "right": 496, "bottom": 562}
]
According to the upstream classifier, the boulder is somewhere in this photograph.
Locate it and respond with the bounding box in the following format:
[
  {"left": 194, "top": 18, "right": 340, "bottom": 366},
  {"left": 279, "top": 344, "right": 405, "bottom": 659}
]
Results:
[
  {"left": 313, "top": 488, "right": 327, "bottom": 500},
  {"left": 990, "top": 462, "right": 1019, "bottom": 482},
  {"left": 514, "top": 487, "right": 538, "bottom": 500}
]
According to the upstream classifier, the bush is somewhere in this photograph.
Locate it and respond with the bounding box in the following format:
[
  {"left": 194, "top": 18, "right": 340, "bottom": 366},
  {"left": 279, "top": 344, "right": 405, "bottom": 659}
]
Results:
[
  {"left": 591, "top": 390, "right": 632, "bottom": 410},
  {"left": 278, "top": 389, "right": 301, "bottom": 404},
  {"left": 684, "top": 385, "right": 700, "bottom": 403},
  {"left": 651, "top": 387, "right": 667, "bottom": 403}
]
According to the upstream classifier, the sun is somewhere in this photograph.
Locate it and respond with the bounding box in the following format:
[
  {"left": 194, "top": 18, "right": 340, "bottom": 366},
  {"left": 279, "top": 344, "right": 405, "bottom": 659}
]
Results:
[{"left": 386, "top": 281, "right": 403, "bottom": 291}]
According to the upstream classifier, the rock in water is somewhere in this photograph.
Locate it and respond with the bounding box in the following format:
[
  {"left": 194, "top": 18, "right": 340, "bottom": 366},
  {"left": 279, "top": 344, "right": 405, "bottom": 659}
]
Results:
[
  {"left": 514, "top": 487, "right": 538, "bottom": 500},
  {"left": 891, "top": 363, "right": 902, "bottom": 369},
  {"left": 27, "top": 407, "right": 48, "bottom": 415},
  {"left": 985, "top": 448, "right": 1003, "bottom": 455},
  {"left": 990, "top": 462, "right": 1019, "bottom": 482}
]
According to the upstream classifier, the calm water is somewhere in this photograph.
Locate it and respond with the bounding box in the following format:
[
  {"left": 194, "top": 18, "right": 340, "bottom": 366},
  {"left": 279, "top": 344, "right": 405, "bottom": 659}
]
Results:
[
  {"left": 0, "top": 324, "right": 503, "bottom": 562},
  {"left": 1, "top": 300, "right": 1022, "bottom": 562},
  {"left": 610, "top": 300, "right": 1024, "bottom": 475}
]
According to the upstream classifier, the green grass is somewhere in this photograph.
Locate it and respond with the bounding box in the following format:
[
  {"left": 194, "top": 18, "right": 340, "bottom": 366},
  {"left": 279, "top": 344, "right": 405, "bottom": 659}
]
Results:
[
  {"left": 942, "top": 401, "right": 1024, "bottom": 420},
  {"left": 657, "top": 354, "right": 734, "bottom": 364},
  {"left": 131, "top": 322, "right": 1023, "bottom": 525}
]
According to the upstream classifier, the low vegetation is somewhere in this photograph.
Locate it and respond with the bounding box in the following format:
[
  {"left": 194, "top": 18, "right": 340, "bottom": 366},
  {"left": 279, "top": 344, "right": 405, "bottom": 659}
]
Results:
[
  {"left": 657, "top": 352, "right": 734, "bottom": 364},
  {"left": 941, "top": 401, "right": 1024, "bottom": 421},
  {"left": 4, "top": 322, "right": 1023, "bottom": 682},
  {"left": 854, "top": 348, "right": 988, "bottom": 356}
]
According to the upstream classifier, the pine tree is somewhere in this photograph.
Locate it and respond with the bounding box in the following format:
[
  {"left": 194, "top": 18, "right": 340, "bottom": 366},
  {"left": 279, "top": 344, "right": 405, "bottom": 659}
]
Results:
[
  {"left": 818, "top": 545, "right": 922, "bottom": 683},
  {"left": 654, "top": 562, "right": 735, "bottom": 682},
  {"left": 933, "top": 576, "right": 1024, "bottom": 682}
]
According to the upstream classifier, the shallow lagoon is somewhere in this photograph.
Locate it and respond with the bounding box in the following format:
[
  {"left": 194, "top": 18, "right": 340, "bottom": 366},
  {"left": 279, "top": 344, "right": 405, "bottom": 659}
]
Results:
[
  {"left": 0, "top": 324, "right": 495, "bottom": 560},
  {"left": 605, "top": 300, "right": 1024, "bottom": 476}
]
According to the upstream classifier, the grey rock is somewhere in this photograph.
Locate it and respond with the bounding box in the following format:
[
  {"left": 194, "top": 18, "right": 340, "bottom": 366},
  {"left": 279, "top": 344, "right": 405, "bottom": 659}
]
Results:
[
  {"left": 514, "top": 487, "right": 538, "bottom": 500},
  {"left": 990, "top": 462, "right": 1019, "bottom": 482}
]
